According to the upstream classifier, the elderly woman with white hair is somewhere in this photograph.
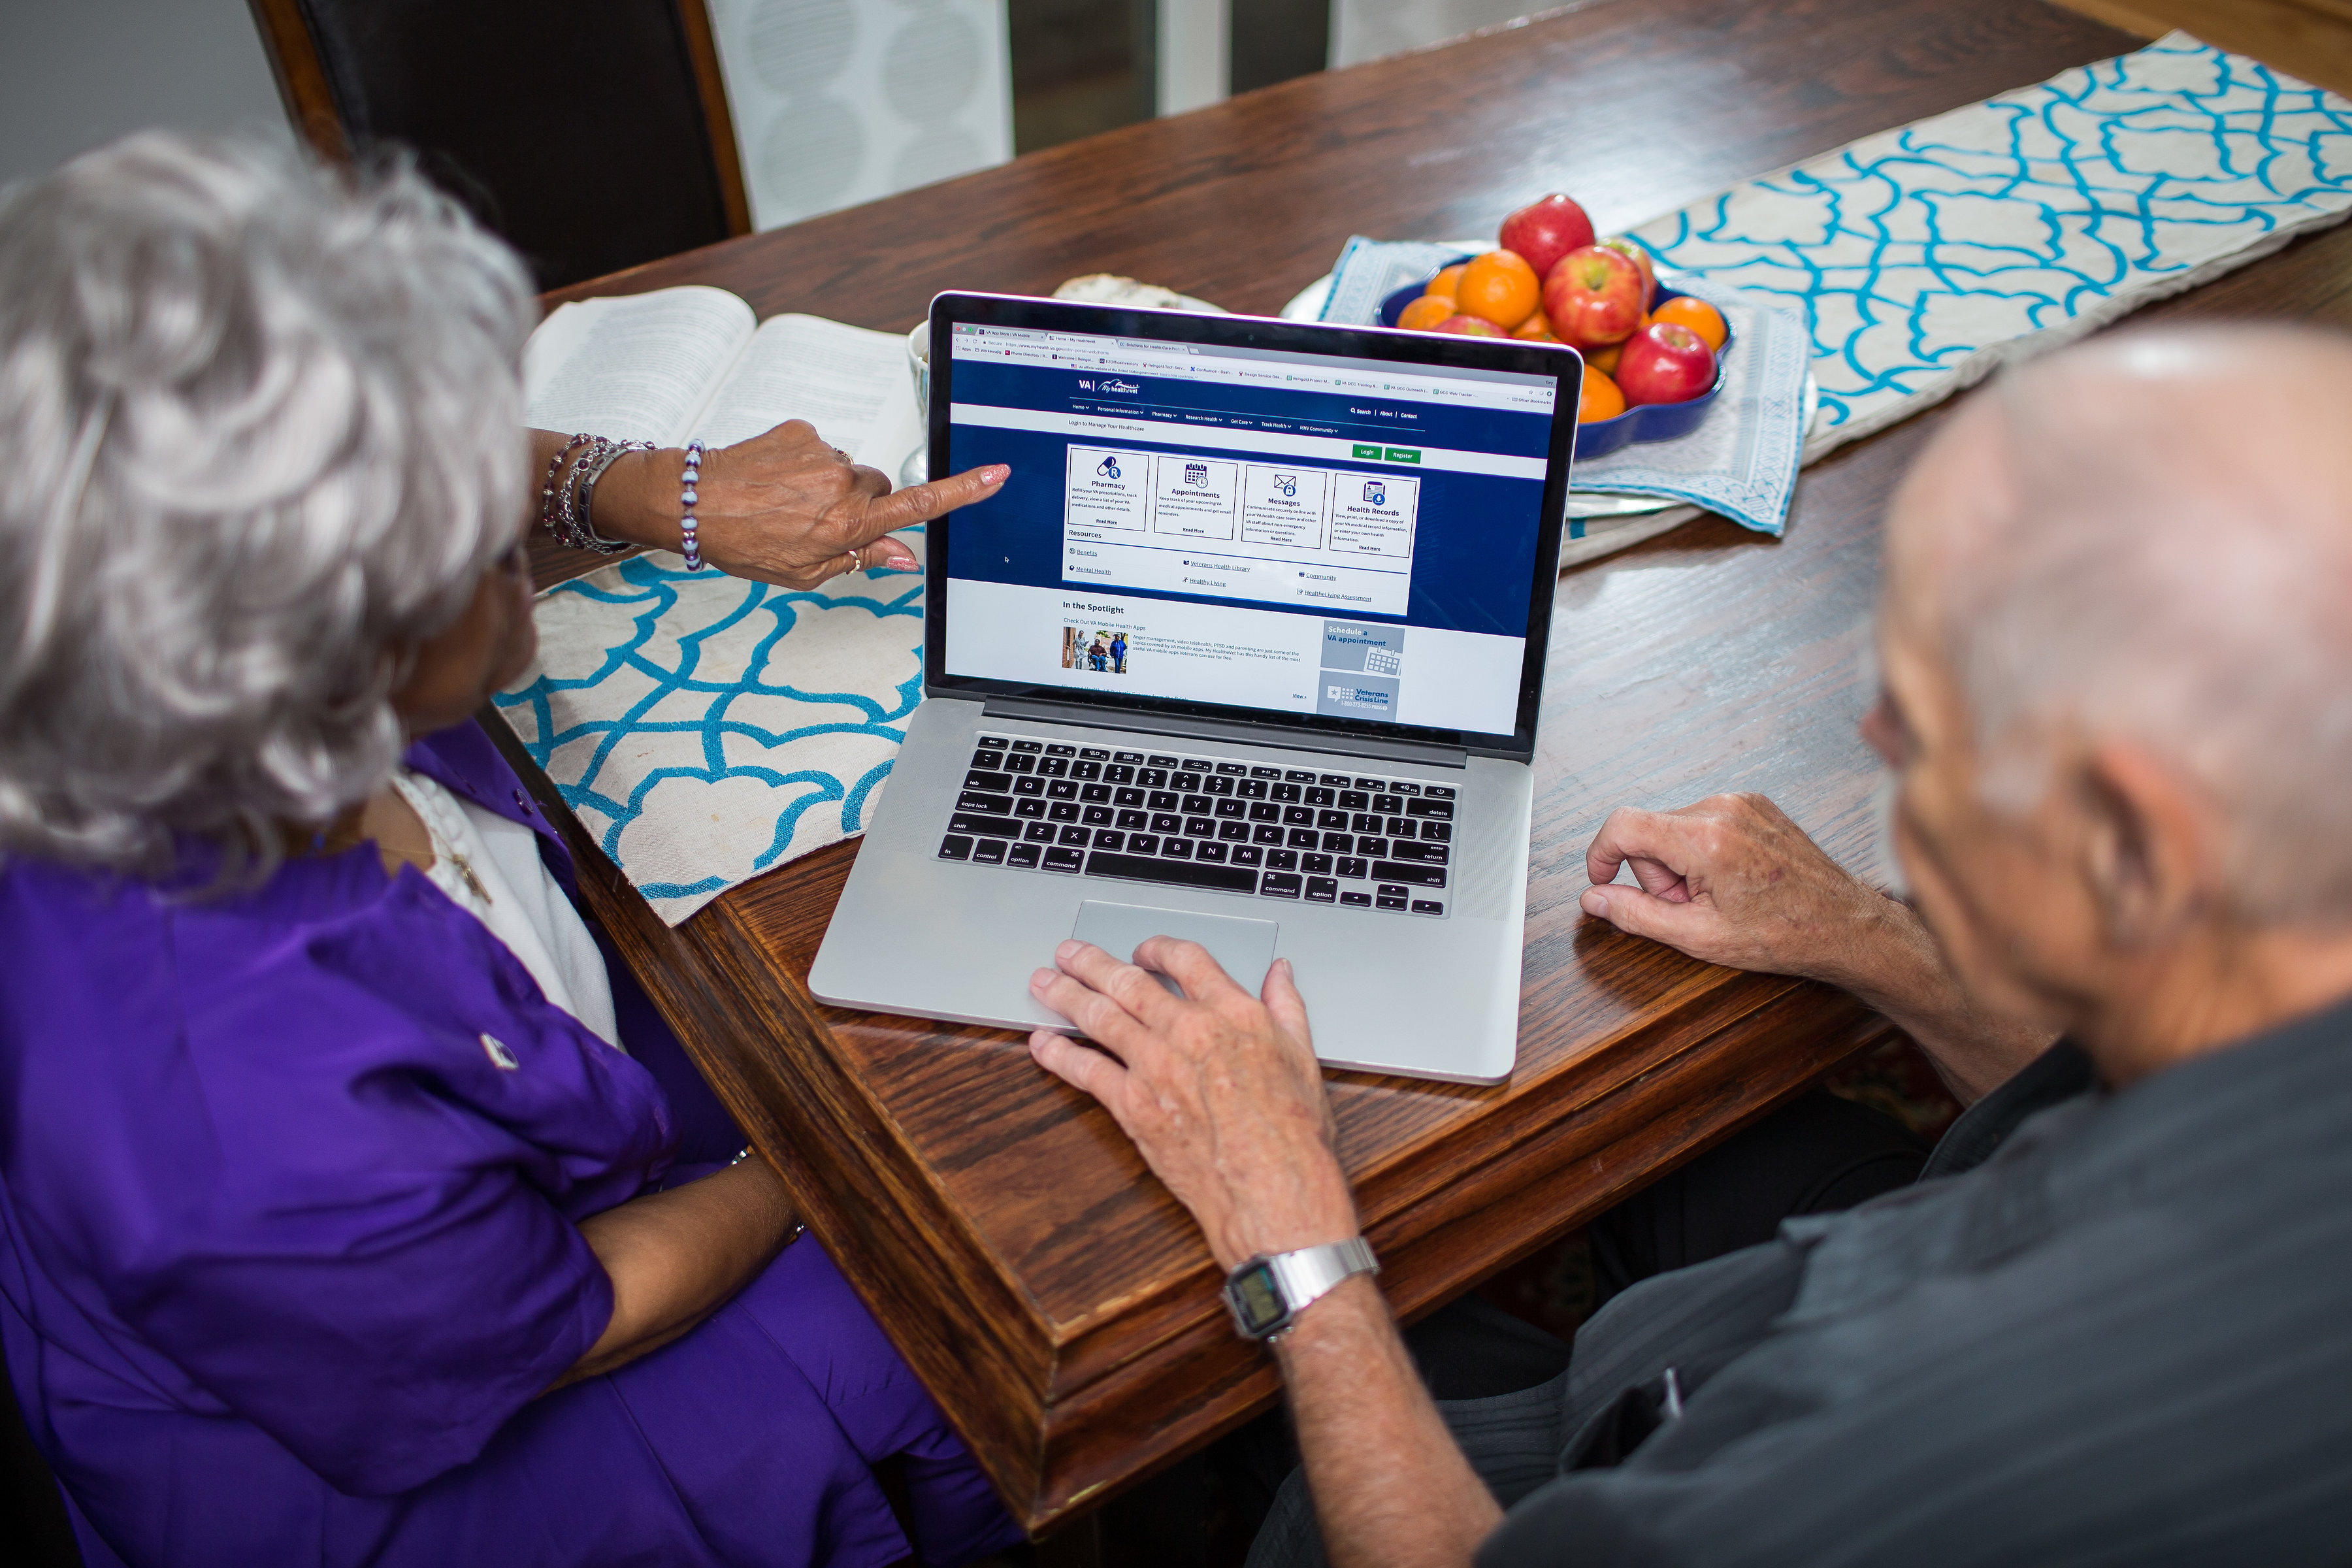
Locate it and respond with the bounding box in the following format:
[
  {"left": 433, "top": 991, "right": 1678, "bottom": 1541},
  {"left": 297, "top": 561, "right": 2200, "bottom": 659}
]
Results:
[{"left": 0, "top": 134, "right": 1019, "bottom": 1567}]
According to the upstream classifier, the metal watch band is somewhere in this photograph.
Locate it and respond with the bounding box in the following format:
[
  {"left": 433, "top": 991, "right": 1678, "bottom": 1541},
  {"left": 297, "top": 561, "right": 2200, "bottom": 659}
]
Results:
[{"left": 1226, "top": 1237, "right": 1379, "bottom": 1341}]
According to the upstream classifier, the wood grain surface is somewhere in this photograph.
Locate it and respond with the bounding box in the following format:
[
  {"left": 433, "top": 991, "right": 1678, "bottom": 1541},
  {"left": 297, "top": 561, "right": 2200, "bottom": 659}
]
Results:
[{"left": 513, "top": 0, "right": 2352, "bottom": 1531}]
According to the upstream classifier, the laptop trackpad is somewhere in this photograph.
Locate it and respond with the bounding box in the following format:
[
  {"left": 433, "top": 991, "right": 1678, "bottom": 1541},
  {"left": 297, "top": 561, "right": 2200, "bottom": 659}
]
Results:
[{"left": 1070, "top": 901, "right": 1278, "bottom": 998}]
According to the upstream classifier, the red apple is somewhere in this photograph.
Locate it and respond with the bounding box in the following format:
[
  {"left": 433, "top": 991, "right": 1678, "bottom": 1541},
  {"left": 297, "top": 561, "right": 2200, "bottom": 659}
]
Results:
[
  {"left": 1497, "top": 194, "right": 1595, "bottom": 282},
  {"left": 1614, "top": 321, "right": 1718, "bottom": 406},
  {"left": 1595, "top": 237, "right": 1658, "bottom": 314},
  {"left": 1433, "top": 314, "right": 1506, "bottom": 337},
  {"left": 1541, "top": 246, "right": 1646, "bottom": 350}
]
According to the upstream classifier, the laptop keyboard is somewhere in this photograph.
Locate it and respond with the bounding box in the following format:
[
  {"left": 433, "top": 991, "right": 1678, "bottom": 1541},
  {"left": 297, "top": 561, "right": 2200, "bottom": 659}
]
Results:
[{"left": 934, "top": 735, "right": 1458, "bottom": 918}]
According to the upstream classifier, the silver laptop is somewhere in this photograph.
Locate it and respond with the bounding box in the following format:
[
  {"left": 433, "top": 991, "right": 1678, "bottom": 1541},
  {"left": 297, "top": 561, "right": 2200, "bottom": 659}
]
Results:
[{"left": 809, "top": 293, "right": 1580, "bottom": 1084}]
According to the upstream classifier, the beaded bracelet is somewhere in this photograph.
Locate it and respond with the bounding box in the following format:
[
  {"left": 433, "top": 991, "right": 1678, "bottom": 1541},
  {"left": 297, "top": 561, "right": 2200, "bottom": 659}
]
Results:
[
  {"left": 680, "top": 438, "right": 705, "bottom": 571},
  {"left": 538, "top": 434, "right": 637, "bottom": 555}
]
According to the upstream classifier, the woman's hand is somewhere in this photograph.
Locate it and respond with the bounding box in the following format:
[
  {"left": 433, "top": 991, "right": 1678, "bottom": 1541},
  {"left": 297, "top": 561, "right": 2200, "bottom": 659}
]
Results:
[{"left": 534, "top": 423, "right": 1007, "bottom": 589}]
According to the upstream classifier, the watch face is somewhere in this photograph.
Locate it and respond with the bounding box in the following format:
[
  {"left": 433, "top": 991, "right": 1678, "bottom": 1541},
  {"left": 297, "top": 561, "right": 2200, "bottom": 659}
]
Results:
[{"left": 1229, "top": 1263, "right": 1288, "bottom": 1337}]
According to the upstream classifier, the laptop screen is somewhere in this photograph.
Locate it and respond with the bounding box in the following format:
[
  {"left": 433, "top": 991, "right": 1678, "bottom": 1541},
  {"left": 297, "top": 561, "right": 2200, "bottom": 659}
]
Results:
[{"left": 930, "top": 299, "right": 1573, "bottom": 755}]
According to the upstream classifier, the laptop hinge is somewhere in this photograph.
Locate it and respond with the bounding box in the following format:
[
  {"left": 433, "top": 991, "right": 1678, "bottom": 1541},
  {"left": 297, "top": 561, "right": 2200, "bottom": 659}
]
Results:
[{"left": 979, "top": 697, "right": 1469, "bottom": 770}]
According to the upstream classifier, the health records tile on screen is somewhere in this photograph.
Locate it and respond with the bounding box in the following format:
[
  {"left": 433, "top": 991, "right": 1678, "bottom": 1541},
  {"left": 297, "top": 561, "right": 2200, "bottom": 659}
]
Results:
[{"left": 940, "top": 321, "right": 1557, "bottom": 738}]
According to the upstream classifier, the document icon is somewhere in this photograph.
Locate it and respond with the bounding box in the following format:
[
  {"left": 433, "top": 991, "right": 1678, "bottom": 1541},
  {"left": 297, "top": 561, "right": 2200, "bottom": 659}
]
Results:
[{"left": 1363, "top": 480, "right": 1387, "bottom": 506}]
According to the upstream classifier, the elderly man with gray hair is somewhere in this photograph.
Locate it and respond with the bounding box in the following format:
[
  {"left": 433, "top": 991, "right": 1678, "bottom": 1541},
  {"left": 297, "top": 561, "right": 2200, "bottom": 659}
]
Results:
[{"left": 1027, "top": 321, "right": 2352, "bottom": 1564}]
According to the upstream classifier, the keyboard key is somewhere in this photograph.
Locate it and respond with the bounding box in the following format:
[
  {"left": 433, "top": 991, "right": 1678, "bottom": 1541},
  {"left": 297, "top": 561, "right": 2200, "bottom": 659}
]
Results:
[
  {"left": 1172, "top": 772, "right": 1203, "bottom": 791},
  {"left": 1268, "top": 849, "right": 1300, "bottom": 871},
  {"left": 978, "top": 736, "right": 1008, "bottom": 749},
  {"left": 1318, "top": 773, "right": 1351, "bottom": 787},
  {"left": 1204, "top": 775, "right": 1235, "bottom": 796},
  {"left": 1217, "top": 821, "right": 1250, "bottom": 841},
  {"left": 1038, "top": 757, "right": 1070, "bottom": 777},
  {"left": 1412, "top": 900, "right": 1445, "bottom": 916},
  {"left": 1317, "top": 809, "right": 1349, "bottom": 829},
  {"left": 1260, "top": 872, "right": 1303, "bottom": 898},
  {"left": 1387, "top": 817, "right": 1416, "bottom": 838},
  {"left": 1323, "top": 832, "right": 1354, "bottom": 853},
  {"left": 1351, "top": 813, "right": 1383, "bottom": 832},
  {"left": 1058, "top": 825, "right": 1091, "bottom": 846},
  {"left": 1081, "top": 807, "right": 1113, "bottom": 826},
  {"left": 971, "top": 838, "right": 1006, "bottom": 864},
  {"left": 1162, "top": 838, "right": 1193, "bottom": 859},
  {"left": 1024, "top": 823, "right": 1057, "bottom": 843},
  {"left": 938, "top": 834, "right": 973, "bottom": 860},
  {"left": 1105, "top": 766, "right": 1135, "bottom": 785},
  {"left": 1373, "top": 794, "right": 1403, "bottom": 815},
  {"left": 1047, "top": 780, "right": 1079, "bottom": 800},
  {"left": 1338, "top": 856, "right": 1369, "bottom": 879},
  {"left": 1093, "top": 830, "right": 1125, "bottom": 850},
  {"left": 1377, "top": 894, "right": 1409, "bottom": 910},
  {"left": 1001, "top": 754, "right": 1035, "bottom": 774},
  {"left": 1341, "top": 890, "right": 1373, "bottom": 907},
  {"left": 1215, "top": 798, "right": 1247, "bottom": 819},
  {"left": 1048, "top": 802, "right": 1079, "bottom": 822},
  {"left": 1358, "top": 836, "right": 1391, "bottom": 857},
  {"left": 1138, "top": 768, "right": 1168, "bottom": 788},
  {"left": 1424, "top": 785, "right": 1456, "bottom": 800},
  {"left": 1183, "top": 759, "right": 1215, "bottom": 773},
  {"left": 1252, "top": 825, "right": 1284, "bottom": 845},
  {"left": 1080, "top": 747, "right": 1110, "bottom": 760},
  {"left": 1127, "top": 832, "right": 1160, "bottom": 855},
  {"left": 1149, "top": 791, "right": 1180, "bottom": 811},
  {"left": 1419, "top": 822, "right": 1452, "bottom": 843},
  {"left": 1238, "top": 778, "right": 1269, "bottom": 799},
  {"left": 1114, "top": 751, "right": 1145, "bottom": 763},
  {"left": 1045, "top": 743, "right": 1077, "bottom": 757},
  {"left": 1215, "top": 762, "right": 1247, "bottom": 776},
  {"left": 968, "top": 751, "right": 1003, "bottom": 772},
  {"left": 1113, "top": 788, "right": 1146, "bottom": 807},
  {"left": 1406, "top": 798, "right": 1454, "bottom": 819},
  {"left": 1305, "top": 877, "right": 1339, "bottom": 903},
  {"left": 1015, "top": 799, "right": 1047, "bottom": 819},
  {"left": 1151, "top": 812, "right": 1183, "bottom": 833},
  {"left": 948, "top": 811, "right": 1021, "bottom": 838},
  {"left": 1248, "top": 802, "right": 1281, "bottom": 823},
  {"left": 1012, "top": 777, "right": 1045, "bottom": 797},
  {"left": 1231, "top": 844, "right": 1264, "bottom": 866},
  {"left": 1286, "top": 828, "right": 1319, "bottom": 849},
  {"left": 1008, "top": 841, "right": 1041, "bottom": 868},
  {"left": 1115, "top": 809, "right": 1149, "bottom": 829},
  {"left": 1086, "top": 851, "right": 1254, "bottom": 892},
  {"left": 1303, "top": 853, "right": 1334, "bottom": 875},
  {"left": 1249, "top": 766, "right": 1282, "bottom": 779},
  {"left": 1354, "top": 776, "right": 1385, "bottom": 790},
  {"left": 1182, "top": 794, "right": 1213, "bottom": 813},
  {"left": 1271, "top": 783, "right": 1302, "bottom": 803},
  {"left": 1079, "top": 784, "right": 1112, "bottom": 804},
  {"left": 1284, "top": 770, "right": 1316, "bottom": 783},
  {"left": 1071, "top": 762, "right": 1102, "bottom": 782},
  {"left": 1183, "top": 817, "right": 1215, "bottom": 838},
  {"left": 1146, "top": 755, "right": 1178, "bottom": 768},
  {"left": 1339, "top": 791, "right": 1369, "bottom": 810},
  {"left": 1373, "top": 861, "right": 1447, "bottom": 887},
  {"left": 1196, "top": 841, "right": 1229, "bottom": 862},
  {"left": 1282, "top": 806, "right": 1315, "bottom": 826},
  {"left": 1010, "top": 740, "right": 1042, "bottom": 753},
  {"left": 1390, "top": 840, "right": 1449, "bottom": 864},
  {"left": 1305, "top": 787, "right": 1335, "bottom": 807},
  {"left": 958, "top": 790, "right": 1013, "bottom": 814},
  {"left": 1043, "top": 846, "right": 1085, "bottom": 872},
  {"left": 1391, "top": 781, "right": 1422, "bottom": 796}
]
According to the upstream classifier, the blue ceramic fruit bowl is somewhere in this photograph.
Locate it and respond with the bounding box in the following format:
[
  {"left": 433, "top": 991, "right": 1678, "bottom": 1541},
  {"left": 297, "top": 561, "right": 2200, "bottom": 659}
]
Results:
[{"left": 1378, "top": 261, "right": 1729, "bottom": 461}]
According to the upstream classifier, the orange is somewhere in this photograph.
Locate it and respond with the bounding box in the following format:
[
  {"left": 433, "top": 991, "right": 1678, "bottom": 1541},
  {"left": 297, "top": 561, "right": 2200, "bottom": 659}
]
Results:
[
  {"left": 1512, "top": 314, "right": 1557, "bottom": 342},
  {"left": 1578, "top": 368, "right": 1626, "bottom": 423},
  {"left": 1651, "top": 296, "right": 1727, "bottom": 351},
  {"left": 1454, "top": 250, "right": 1541, "bottom": 329},
  {"left": 1424, "top": 263, "right": 1466, "bottom": 303},
  {"left": 1586, "top": 342, "right": 1622, "bottom": 376},
  {"left": 1396, "top": 295, "right": 1456, "bottom": 331}
]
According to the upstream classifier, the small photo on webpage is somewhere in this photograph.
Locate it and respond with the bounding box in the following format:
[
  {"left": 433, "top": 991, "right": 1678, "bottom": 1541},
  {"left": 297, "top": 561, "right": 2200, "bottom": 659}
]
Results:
[{"left": 1061, "top": 624, "right": 1131, "bottom": 676}]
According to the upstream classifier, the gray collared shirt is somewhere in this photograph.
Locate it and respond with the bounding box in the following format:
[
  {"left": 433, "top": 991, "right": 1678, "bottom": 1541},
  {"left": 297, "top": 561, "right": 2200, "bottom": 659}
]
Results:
[{"left": 1477, "top": 1000, "right": 2352, "bottom": 1565}]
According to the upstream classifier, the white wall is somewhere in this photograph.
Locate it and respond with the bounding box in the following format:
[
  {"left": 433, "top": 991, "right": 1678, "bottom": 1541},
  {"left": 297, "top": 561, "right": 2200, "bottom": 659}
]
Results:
[{"left": 0, "top": 0, "right": 291, "bottom": 188}]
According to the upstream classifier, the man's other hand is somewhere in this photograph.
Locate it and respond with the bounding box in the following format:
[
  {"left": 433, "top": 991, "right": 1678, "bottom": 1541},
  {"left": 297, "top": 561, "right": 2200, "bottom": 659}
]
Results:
[
  {"left": 1028, "top": 939, "right": 1359, "bottom": 1271},
  {"left": 1579, "top": 792, "right": 1895, "bottom": 987}
]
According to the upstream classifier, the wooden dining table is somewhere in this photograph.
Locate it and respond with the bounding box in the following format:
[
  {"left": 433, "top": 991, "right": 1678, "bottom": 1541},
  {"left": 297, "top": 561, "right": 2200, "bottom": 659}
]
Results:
[{"left": 510, "top": 0, "right": 2352, "bottom": 1544}]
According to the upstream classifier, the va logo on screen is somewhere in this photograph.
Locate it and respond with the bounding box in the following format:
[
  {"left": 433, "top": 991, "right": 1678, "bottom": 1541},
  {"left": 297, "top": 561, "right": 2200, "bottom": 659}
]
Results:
[
  {"left": 1097, "top": 455, "right": 1121, "bottom": 479},
  {"left": 1184, "top": 463, "right": 1209, "bottom": 487},
  {"left": 1363, "top": 480, "right": 1387, "bottom": 506},
  {"left": 1271, "top": 473, "right": 1298, "bottom": 498}
]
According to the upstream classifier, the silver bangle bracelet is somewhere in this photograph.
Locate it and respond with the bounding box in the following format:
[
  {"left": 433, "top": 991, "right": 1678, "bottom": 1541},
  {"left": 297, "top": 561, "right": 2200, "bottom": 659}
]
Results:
[{"left": 578, "top": 438, "right": 653, "bottom": 550}]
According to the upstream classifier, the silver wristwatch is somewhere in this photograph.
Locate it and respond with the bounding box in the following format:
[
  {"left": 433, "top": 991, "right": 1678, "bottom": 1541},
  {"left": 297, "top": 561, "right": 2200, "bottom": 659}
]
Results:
[{"left": 1222, "top": 1237, "right": 1379, "bottom": 1341}]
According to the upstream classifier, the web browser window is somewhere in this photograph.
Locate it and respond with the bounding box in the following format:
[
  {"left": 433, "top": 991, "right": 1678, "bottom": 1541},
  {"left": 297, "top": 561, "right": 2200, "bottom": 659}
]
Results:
[{"left": 941, "top": 321, "right": 1560, "bottom": 738}]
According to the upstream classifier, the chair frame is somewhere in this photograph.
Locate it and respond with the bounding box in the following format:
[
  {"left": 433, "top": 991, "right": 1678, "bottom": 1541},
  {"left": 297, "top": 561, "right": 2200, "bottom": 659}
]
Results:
[{"left": 242, "top": 0, "right": 753, "bottom": 238}]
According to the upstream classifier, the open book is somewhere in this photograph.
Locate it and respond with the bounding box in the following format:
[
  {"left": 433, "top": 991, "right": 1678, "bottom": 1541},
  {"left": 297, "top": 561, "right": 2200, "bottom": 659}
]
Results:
[{"left": 521, "top": 285, "right": 923, "bottom": 474}]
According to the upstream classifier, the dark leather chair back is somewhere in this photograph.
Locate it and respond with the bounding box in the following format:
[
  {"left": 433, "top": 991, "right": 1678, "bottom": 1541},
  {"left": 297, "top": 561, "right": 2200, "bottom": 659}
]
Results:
[{"left": 247, "top": 0, "right": 750, "bottom": 289}]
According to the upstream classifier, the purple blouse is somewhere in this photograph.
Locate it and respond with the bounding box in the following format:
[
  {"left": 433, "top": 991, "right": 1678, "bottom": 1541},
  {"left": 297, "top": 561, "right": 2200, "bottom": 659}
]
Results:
[{"left": 0, "top": 723, "right": 1017, "bottom": 1567}]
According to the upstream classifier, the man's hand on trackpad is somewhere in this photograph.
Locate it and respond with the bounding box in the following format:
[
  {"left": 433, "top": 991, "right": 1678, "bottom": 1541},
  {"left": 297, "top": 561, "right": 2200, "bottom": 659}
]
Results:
[
  {"left": 1578, "top": 792, "right": 1900, "bottom": 987},
  {"left": 1027, "top": 939, "right": 1359, "bottom": 1271}
]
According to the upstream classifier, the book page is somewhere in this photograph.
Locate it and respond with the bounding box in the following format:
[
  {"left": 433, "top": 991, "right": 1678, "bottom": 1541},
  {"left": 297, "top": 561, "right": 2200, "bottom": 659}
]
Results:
[
  {"left": 692, "top": 314, "right": 923, "bottom": 476},
  {"left": 523, "top": 286, "right": 757, "bottom": 446}
]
